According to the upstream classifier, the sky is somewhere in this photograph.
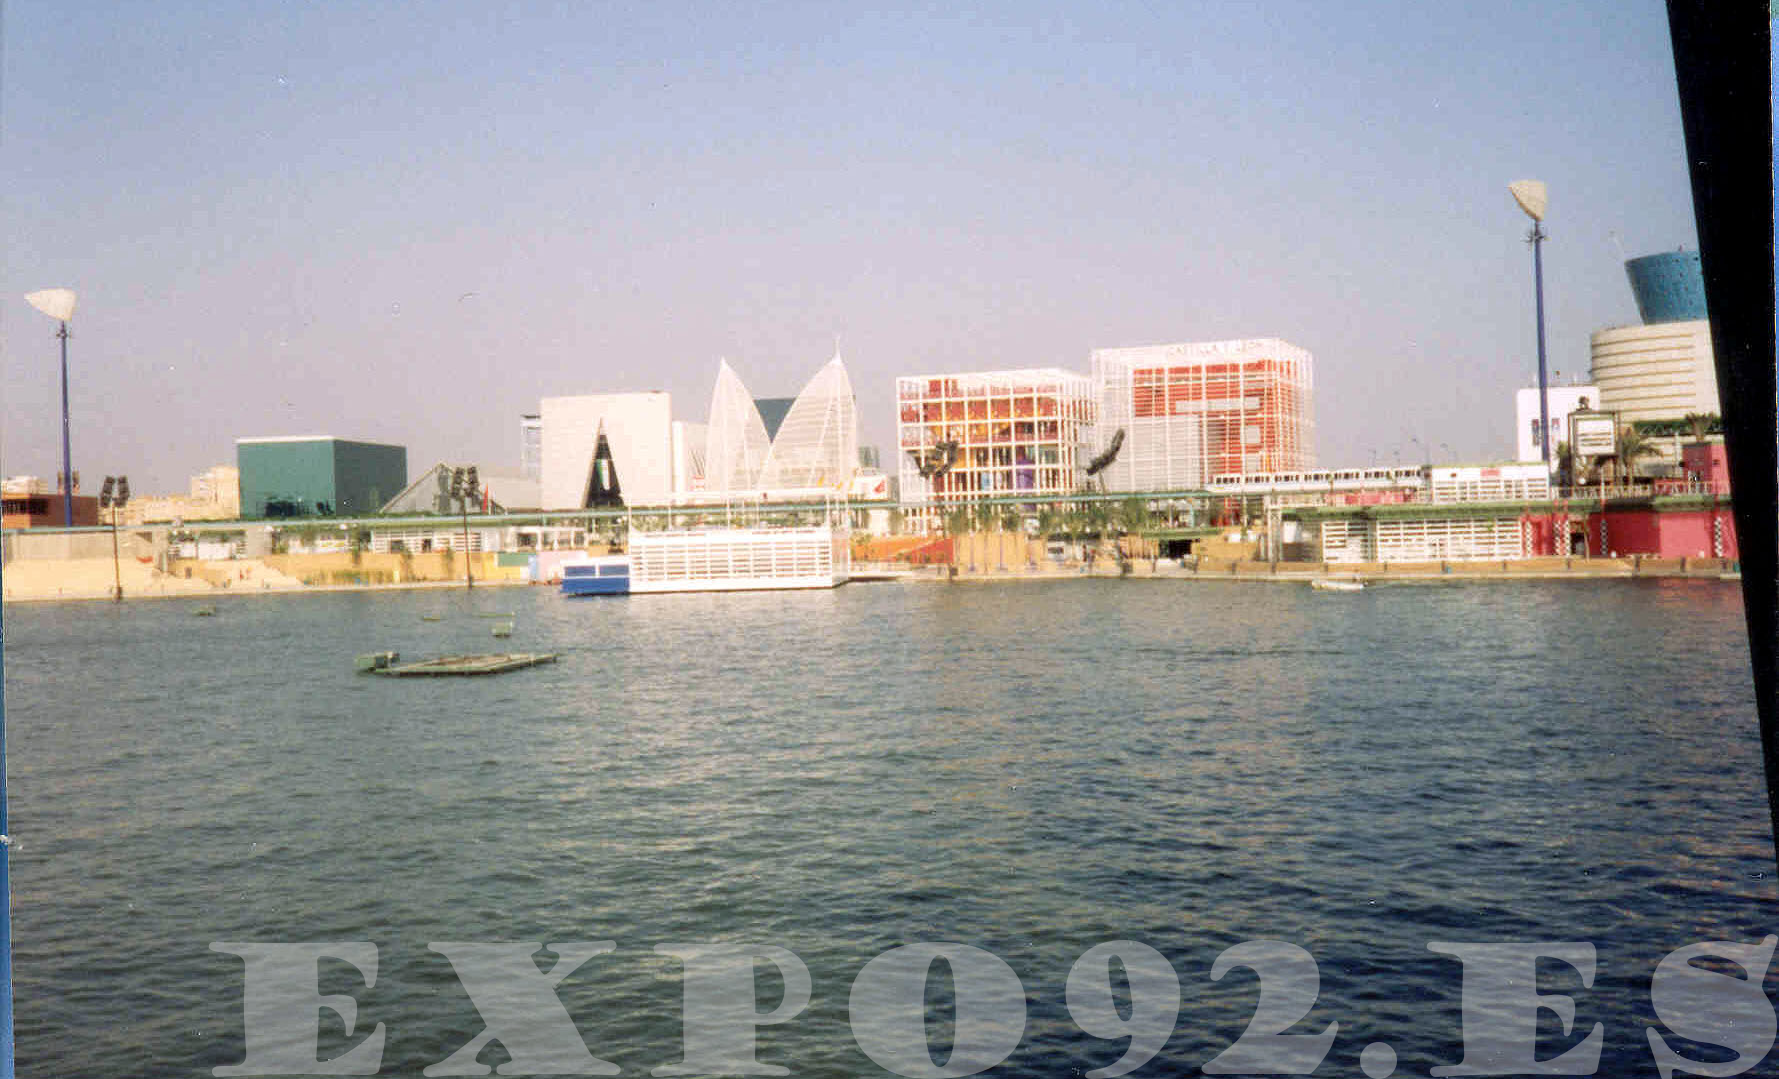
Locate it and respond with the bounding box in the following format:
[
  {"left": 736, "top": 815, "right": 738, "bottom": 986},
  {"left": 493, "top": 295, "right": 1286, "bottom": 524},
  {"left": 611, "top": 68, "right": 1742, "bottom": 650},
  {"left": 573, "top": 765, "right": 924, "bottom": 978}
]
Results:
[{"left": 2, "top": 1, "right": 1699, "bottom": 493}]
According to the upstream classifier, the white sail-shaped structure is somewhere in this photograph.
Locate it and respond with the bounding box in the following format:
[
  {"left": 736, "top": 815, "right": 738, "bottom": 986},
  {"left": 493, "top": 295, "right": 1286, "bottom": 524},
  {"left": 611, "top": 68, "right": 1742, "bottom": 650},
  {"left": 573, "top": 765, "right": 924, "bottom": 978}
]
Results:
[
  {"left": 703, "top": 360, "right": 772, "bottom": 496},
  {"left": 757, "top": 356, "right": 858, "bottom": 492}
]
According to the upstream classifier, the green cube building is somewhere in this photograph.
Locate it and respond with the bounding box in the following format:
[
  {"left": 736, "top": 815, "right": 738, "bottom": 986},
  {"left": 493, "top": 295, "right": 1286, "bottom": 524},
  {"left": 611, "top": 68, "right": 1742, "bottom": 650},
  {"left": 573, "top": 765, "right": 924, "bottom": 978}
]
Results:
[{"left": 236, "top": 436, "right": 407, "bottom": 518}]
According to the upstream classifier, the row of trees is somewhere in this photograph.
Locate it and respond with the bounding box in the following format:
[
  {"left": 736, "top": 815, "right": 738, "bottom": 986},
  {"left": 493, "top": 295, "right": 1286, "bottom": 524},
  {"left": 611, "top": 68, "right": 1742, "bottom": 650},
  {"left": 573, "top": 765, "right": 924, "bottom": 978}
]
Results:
[{"left": 934, "top": 494, "right": 1158, "bottom": 540}]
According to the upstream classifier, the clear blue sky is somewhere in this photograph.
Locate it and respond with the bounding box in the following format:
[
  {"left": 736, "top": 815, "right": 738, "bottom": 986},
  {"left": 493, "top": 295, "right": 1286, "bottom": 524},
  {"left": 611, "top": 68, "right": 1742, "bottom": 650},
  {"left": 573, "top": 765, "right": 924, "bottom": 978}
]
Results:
[{"left": 2, "top": 1, "right": 1697, "bottom": 492}]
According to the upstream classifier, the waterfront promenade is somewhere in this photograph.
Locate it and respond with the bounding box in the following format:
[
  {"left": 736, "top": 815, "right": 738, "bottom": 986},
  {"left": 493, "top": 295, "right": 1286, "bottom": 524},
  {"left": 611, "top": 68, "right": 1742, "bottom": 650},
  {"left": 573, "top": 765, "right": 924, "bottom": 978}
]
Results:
[{"left": 921, "top": 554, "right": 1740, "bottom": 582}]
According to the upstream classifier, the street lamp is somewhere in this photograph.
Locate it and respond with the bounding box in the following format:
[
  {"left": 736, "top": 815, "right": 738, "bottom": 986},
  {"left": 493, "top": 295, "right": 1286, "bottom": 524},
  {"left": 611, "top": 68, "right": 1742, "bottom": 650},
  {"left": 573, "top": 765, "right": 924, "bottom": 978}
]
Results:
[
  {"left": 99, "top": 475, "right": 129, "bottom": 602},
  {"left": 1510, "top": 180, "right": 1552, "bottom": 473},
  {"left": 25, "top": 289, "right": 78, "bottom": 526}
]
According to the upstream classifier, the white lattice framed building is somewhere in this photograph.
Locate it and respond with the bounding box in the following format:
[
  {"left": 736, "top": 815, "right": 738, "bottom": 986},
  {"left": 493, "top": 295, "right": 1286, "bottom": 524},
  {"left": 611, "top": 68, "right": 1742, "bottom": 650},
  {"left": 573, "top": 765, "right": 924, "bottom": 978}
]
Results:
[
  {"left": 895, "top": 369, "right": 1096, "bottom": 532},
  {"left": 1092, "top": 338, "right": 1314, "bottom": 491}
]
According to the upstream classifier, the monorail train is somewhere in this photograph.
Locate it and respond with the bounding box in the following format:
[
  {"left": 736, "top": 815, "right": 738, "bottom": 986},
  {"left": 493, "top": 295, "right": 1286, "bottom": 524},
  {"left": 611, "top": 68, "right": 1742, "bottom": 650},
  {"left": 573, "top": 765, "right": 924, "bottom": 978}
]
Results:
[{"left": 1207, "top": 466, "right": 1428, "bottom": 492}]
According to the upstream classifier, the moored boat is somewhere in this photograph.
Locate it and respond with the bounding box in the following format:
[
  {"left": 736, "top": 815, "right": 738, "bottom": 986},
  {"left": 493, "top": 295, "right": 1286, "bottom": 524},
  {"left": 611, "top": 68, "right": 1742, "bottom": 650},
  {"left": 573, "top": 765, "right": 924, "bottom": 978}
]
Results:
[{"left": 1310, "top": 577, "right": 1364, "bottom": 592}]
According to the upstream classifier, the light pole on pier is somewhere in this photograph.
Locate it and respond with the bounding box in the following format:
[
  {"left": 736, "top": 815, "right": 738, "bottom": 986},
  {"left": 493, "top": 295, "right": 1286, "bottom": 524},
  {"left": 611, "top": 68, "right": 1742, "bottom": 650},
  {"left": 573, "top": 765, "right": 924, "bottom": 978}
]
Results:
[
  {"left": 450, "top": 466, "right": 480, "bottom": 589},
  {"left": 99, "top": 476, "right": 130, "bottom": 602},
  {"left": 1510, "top": 180, "right": 1552, "bottom": 473},
  {"left": 25, "top": 290, "right": 78, "bottom": 527}
]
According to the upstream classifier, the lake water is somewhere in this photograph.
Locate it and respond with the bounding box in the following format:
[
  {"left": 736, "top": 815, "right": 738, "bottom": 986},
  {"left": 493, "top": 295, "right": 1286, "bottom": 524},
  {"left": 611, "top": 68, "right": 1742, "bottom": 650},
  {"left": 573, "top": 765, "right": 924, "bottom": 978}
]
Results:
[{"left": 2, "top": 578, "right": 1771, "bottom": 1076}]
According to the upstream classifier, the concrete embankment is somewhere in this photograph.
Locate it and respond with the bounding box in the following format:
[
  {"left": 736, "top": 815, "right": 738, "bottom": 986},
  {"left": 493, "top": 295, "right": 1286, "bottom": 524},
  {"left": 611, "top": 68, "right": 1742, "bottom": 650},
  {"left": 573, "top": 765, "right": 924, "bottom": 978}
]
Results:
[
  {"left": 5, "top": 551, "right": 1739, "bottom": 603},
  {"left": 1, "top": 550, "right": 526, "bottom": 603},
  {"left": 894, "top": 555, "right": 1740, "bottom": 583}
]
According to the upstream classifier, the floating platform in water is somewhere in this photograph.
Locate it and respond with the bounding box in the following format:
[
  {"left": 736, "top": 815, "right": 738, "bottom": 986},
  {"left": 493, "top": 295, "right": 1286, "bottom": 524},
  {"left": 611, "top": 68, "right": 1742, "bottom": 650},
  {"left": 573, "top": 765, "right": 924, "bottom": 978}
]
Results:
[{"left": 358, "top": 652, "right": 557, "bottom": 677}]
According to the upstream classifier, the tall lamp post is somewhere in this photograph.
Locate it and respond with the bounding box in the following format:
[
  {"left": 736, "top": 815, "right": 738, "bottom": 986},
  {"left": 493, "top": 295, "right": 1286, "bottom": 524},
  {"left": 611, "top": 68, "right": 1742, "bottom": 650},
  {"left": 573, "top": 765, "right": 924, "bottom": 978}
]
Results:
[
  {"left": 99, "top": 476, "right": 130, "bottom": 602},
  {"left": 25, "top": 290, "right": 78, "bottom": 526},
  {"left": 1510, "top": 181, "right": 1552, "bottom": 472}
]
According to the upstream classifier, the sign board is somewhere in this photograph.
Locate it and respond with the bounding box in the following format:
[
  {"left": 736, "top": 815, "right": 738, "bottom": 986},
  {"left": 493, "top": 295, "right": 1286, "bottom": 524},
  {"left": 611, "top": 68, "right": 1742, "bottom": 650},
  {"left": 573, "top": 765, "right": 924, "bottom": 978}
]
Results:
[{"left": 1569, "top": 411, "right": 1618, "bottom": 458}]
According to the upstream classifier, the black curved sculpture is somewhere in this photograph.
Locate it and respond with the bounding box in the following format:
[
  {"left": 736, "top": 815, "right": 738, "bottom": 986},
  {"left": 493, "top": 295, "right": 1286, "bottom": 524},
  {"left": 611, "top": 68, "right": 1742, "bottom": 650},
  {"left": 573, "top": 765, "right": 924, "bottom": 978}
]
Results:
[
  {"left": 909, "top": 440, "right": 962, "bottom": 479},
  {"left": 1085, "top": 427, "right": 1126, "bottom": 477}
]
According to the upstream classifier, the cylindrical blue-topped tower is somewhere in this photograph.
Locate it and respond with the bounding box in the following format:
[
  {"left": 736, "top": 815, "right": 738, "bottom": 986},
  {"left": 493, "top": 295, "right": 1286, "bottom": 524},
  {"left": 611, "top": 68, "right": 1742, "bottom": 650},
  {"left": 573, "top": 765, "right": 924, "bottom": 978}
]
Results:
[{"left": 1624, "top": 250, "right": 1707, "bottom": 324}]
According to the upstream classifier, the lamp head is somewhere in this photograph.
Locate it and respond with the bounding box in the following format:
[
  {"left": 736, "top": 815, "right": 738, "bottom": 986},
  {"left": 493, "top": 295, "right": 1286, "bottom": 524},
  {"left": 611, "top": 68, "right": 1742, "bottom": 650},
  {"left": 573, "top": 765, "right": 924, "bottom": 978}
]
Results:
[
  {"left": 1509, "top": 180, "right": 1547, "bottom": 223},
  {"left": 26, "top": 288, "right": 77, "bottom": 322}
]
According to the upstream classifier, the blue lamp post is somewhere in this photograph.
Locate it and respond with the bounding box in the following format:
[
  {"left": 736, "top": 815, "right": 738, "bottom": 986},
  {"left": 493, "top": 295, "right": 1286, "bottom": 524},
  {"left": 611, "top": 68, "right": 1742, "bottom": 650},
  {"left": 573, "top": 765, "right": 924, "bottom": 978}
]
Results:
[
  {"left": 25, "top": 290, "right": 78, "bottom": 527},
  {"left": 1510, "top": 182, "right": 1551, "bottom": 472}
]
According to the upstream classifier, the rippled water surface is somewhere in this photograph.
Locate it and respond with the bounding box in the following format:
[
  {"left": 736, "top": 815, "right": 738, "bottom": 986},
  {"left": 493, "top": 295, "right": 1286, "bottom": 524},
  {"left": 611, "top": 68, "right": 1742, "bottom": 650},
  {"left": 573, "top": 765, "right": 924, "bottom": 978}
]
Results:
[{"left": 4, "top": 578, "right": 1772, "bottom": 1076}]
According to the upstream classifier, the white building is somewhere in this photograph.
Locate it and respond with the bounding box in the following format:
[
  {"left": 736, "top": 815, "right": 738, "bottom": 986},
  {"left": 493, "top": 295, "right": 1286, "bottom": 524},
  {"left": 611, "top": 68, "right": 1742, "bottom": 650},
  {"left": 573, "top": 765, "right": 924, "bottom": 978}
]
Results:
[
  {"left": 1092, "top": 338, "right": 1314, "bottom": 491},
  {"left": 3, "top": 476, "right": 49, "bottom": 495},
  {"left": 539, "top": 392, "right": 675, "bottom": 509},
  {"left": 520, "top": 414, "right": 542, "bottom": 481},
  {"left": 1316, "top": 464, "right": 1552, "bottom": 564},
  {"left": 1588, "top": 321, "right": 1719, "bottom": 424},
  {"left": 671, "top": 421, "right": 707, "bottom": 497},
  {"left": 1514, "top": 385, "right": 1601, "bottom": 463},
  {"left": 537, "top": 357, "right": 860, "bottom": 511},
  {"left": 895, "top": 368, "right": 1098, "bottom": 531}
]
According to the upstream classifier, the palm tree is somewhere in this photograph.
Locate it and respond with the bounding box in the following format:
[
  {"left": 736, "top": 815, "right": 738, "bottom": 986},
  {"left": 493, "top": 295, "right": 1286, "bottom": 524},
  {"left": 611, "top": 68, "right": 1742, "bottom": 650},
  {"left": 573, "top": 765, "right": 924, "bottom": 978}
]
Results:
[
  {"left": 1060, "top": 504, "right": 1086, "bottom": 558},
  {"left": 1084, "top": 500, "right": 1113, "bottom": 541},
  {"left": 943, "top": 505, "right": 972, "bottom": 538},
  {"left": 1683, "top": 412, "right": 1716, "bottom": 443},
  {"left": 1616, "top": 426, "right": 1655, "bottom": 483},
  {"left": 1119, "top": 494, "right": 1151, "bottom": 535}
]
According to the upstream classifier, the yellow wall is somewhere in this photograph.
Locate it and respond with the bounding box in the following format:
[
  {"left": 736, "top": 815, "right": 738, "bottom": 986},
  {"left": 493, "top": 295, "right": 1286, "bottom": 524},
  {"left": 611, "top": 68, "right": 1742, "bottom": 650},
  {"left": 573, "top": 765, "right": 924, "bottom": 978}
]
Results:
[{"left": 254, "top": 551, "right": 519, "bottom": 584}]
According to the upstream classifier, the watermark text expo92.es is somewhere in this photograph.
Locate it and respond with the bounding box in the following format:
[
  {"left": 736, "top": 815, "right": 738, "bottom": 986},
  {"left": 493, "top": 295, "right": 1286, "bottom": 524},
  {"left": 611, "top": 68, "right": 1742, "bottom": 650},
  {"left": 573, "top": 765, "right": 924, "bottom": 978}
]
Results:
[{"left": 210, "top": 936, "right": 1777, "bottom": 1076}]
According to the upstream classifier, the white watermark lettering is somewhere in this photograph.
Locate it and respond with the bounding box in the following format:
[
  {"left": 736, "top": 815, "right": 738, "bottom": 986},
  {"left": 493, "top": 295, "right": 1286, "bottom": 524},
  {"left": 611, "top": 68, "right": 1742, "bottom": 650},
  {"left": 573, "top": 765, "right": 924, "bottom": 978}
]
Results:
[
  {"left": 210, "top": 941, "right": 387, "bottom": 1076},
  {"left": 651, "top": 943, "right": 811, "bottom": 1077},
  {"left": 1646, "top": 935, "right": 1778, "bottom": 1079},
  {"left": 1063, "top": 940, "right": 1181, "bottom": 1078},
  {"left": 1428, "top": 941, "right": 1604, "bottom": 1075},
  {"left": 849, "top": 942, "right": 1027, "bottom": 1078},
  {"left": 424, "top": 941, "right": 618, "bottom": 1076},
  {"left": 207, "top": 937, "right": 1779, "bottom": 1075},
  {"left": 1202, "top": 939, "right": 1338, "bottom": 1074}
]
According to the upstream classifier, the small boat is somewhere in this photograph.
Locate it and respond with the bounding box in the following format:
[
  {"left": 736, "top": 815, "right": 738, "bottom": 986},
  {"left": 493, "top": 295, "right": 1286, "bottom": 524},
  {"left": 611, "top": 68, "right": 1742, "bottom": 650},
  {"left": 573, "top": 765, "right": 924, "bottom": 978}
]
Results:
[
  {"left": 193, "top": 605, "right": 217, "bottom": 617},
  {"left": 491, "top": 620, "right": 514, "bottom": 638},
  {"left": 561, "top": 554, "right": 631, "bottom": 596},
  {"left": 1310, "top": 578, "right": 1364, "bottom": 592},
  {"left": 366, "top": 653, "right": 557, "bottom": 677},
  {"left": 420, "top": 615, "right": 443, "bottom": 622}
]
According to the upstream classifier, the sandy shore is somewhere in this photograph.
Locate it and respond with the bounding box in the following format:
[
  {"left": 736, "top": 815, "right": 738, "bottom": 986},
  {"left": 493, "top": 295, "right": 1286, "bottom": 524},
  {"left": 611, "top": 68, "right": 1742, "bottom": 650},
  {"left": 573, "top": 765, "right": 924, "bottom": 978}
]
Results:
[{"left": 0, "top": 558, "right": 528, "bottom": 604}]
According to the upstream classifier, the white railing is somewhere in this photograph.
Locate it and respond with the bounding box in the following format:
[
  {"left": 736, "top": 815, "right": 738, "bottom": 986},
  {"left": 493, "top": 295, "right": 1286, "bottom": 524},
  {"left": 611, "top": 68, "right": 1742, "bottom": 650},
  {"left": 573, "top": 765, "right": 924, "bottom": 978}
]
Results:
[{"left": 1557, "top": 481, "right": 1729, "bottom": 501}]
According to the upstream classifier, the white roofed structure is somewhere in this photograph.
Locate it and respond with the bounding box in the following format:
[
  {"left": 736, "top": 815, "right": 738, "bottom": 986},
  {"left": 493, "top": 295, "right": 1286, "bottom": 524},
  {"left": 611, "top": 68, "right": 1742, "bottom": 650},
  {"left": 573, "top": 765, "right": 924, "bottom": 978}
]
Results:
[
  {"left": 703, "top": 361, "right": 773, "bottom": 498},
  {"left": 757, "top": 356, "right": 858, "bottom": 493}
]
